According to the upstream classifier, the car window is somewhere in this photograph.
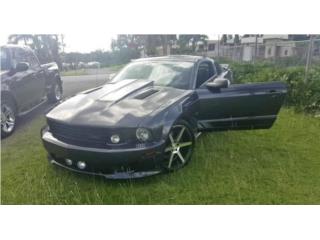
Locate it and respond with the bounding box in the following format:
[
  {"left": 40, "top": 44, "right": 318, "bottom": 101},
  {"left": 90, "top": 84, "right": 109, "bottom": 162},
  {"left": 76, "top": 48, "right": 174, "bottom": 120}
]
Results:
[
  {"left": 11, "top": 48, "right": 29, "bottom": 68},
  {"left": 0, "top": 48, "right": 11, "bottom": 71},
  {"left": 196, "top": 61, "right": 215, "bottom": 88},
  {"left": 112, "top": 61, "right": 194, "bottom": 90},
  {"left": 15, "top": 49, "right": 29, "bottom": 62},
  {"left": 27, "top": 52, "right": 40, "bottom": 68}
]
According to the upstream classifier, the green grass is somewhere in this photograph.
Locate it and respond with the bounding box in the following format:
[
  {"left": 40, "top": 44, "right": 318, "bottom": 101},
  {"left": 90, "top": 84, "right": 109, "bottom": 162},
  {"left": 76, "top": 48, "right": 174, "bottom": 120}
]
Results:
[{"left": 1, "top": 109, "right": 320, "bottom": 204}]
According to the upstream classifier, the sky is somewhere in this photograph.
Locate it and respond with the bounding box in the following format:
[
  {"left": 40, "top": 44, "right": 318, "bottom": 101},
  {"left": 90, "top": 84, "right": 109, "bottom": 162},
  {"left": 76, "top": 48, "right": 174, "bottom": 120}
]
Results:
[
  {"left": 0, "top": 33, "right": 117, "bottom": 53},
  {"left": 0, "top": 33, "right": 219, "bottom": 53},
  {"left": 62, "top": 33, "right": 117, "bottom": 52}
]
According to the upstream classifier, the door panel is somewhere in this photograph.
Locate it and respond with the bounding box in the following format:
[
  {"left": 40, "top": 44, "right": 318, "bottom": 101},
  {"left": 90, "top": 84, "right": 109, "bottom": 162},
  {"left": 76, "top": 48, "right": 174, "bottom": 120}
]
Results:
[
  {"left": 30, "top": 66, "right": 46, "bottom": 102},
  {"left": 27, "top": 52, "right": 46, "bottom": 102},
  {"left": 10, "top": 69, "right": 37, "bottom": 111},
  {"left": 196, "top": 81, "right": 287, "bottom": 131},
  {"left": 11, "top": 48, "right": 47, "bottom": 112}
]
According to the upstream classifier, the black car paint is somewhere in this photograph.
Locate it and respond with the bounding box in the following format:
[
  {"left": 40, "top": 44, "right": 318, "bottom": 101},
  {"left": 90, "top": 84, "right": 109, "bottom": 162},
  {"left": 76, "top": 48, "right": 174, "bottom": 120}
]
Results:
[
  {"left": 195, "top": 82, "right": 287, "bottom": 130},
  {"left": 42, "top": 55, "right": 287, "bottom": 179},
  {"left": 42, "top": 125, "right": 165, "bottom": 179},
  {"left": 1, "top": 45, "right": 61, "bottom": 115}
]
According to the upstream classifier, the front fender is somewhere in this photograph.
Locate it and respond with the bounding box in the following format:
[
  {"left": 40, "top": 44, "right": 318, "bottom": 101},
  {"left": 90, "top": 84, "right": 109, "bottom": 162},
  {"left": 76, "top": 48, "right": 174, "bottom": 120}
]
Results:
[
  {"left": 1, "top": 90, "right": 18, "bottom": 112},
  {"left": 46, "top": 68, "right": 62, "bottom": 85},
  {"left": 140, "top": 92, "right": 198, "bottom": 140},
  {"left": 161, "top": 97, "right": 198, "bottom": 139},
  {"left": 45, "top": 71, "right": 62, "bottom": 95},
  {"left": 54, "top": 72, "right": 62, "bottom": 84}
]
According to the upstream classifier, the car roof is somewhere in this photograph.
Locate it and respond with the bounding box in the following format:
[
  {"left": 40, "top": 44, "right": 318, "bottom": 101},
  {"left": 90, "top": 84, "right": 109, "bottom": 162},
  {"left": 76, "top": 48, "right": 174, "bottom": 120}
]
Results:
[{"left": 132, "top": 55, "right": 212, "bottom": 63}]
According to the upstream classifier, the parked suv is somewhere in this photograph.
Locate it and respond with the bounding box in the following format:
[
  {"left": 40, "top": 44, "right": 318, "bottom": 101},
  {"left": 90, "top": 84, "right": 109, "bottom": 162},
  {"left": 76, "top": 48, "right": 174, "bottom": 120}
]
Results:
[{"left": 1, "top": 44, "right": 63, "bottom": 138}]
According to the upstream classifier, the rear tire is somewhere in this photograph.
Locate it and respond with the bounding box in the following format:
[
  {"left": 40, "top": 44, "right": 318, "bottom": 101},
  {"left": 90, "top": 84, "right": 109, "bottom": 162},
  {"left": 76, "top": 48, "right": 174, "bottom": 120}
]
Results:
[
  {"left": 162, "top": 120, "right": 195, "bottom": 172},
  {"left": 1, "top": 98, "right": 17, "bottom": 138},
  {"left": 47, "top": 80, "right": 63, "bottom": 103}
]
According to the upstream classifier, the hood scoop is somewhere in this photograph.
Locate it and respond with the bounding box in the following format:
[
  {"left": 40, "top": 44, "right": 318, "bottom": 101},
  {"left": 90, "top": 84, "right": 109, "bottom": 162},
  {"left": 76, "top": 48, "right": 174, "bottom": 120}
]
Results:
[
  {"left": 98, "top": 79, "right": 154, "bottom": 102},
  {"left": 134, "top": 89, "right": 159, "bottom": 100}
]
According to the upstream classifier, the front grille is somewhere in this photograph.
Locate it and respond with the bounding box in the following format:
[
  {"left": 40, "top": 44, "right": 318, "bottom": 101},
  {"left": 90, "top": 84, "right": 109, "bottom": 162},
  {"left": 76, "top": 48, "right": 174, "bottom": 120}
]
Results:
[{"left": 47, "top": 119, "right": 136, "bottom": 148}]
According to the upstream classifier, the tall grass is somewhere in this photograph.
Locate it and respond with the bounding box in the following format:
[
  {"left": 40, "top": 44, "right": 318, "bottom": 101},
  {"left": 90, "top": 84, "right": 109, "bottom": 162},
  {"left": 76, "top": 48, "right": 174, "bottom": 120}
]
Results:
[{"left": 2, "top": 109, "right": 320, "bottom": 204}]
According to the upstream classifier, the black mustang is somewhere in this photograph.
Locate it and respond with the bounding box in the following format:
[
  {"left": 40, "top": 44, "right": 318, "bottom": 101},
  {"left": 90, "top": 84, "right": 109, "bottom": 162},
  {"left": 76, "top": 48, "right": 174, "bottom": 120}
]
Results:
[{"left": 41, "top": 55, "right": 286, "bottom": 179}]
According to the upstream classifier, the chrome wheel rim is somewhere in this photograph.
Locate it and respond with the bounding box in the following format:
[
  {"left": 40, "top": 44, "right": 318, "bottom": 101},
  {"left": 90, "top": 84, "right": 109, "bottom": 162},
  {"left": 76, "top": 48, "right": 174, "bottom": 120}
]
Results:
[
  {"left": 54, "top": 84, "right": 62, "bottom": 100},
  {"left": 163, "top": 124, "right": 193, "bottom": 170},
  {"left": 1, "top": 104, "right": 15, "bottom": 133}
]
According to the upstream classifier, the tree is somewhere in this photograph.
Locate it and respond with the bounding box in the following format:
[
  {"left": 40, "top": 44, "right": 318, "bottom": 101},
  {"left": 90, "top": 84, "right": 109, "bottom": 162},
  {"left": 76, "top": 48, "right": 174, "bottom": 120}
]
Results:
[
  {"left": 177, "top": 35, "right": 208, "bottom": 52},
  {"left": 8, "top": 34, "right": 63, "bottom": 69},
  {"left": 111, "top": 35, "right": 177, "bottom": 56},
  {"left": 111, "top": 35, "right": 148, "bottom": 52},
  {"left": 220, "top": 34, "right": 227, "bottom": 45},
  {"left": 234, "top": 34, "right": 240, "bottom": 45}
]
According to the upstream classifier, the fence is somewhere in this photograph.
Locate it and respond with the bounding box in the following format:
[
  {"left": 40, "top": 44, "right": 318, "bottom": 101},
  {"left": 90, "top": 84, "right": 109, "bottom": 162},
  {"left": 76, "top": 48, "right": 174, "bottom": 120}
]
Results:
[{"left": 200, "top": 39, "right": 320, "bottom": 67}]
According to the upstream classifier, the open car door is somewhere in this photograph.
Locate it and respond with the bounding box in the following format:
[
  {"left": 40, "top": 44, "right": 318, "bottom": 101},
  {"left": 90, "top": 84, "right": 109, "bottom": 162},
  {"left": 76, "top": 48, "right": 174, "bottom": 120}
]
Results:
[{"left": 196, "top": 81, "right": 287, "bottom": 131}]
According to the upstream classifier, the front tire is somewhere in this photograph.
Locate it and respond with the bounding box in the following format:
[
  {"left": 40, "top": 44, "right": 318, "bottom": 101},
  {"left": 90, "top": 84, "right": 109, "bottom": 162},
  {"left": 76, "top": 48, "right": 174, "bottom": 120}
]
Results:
[
  {"left": 1, "top": 98, "right": 17, "bottom": 138},
  {"left": 162, "top": 120, "right": 195, "bottom": 171},
  {"left": 47, "top": 81, "right": 63, "bottom": 103}
]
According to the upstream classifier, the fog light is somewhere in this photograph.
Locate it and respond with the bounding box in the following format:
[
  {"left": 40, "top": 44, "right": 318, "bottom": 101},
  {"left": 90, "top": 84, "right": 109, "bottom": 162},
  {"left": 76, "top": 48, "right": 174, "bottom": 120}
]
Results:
[
  {"left": 65, "top": 158, "right": 73, "bottom": 166},
  {"left": 77, "top": 161, "right": 86, "bottom": 170},
  {"left": 110, "top": 134, "right": 120, "bottom": 144}
]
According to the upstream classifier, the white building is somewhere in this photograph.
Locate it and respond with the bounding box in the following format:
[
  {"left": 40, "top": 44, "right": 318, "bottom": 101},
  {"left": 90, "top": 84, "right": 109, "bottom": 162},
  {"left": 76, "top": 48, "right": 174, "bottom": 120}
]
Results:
[{"left": 240, "top": 35, "right": 299, "bottom": 61}]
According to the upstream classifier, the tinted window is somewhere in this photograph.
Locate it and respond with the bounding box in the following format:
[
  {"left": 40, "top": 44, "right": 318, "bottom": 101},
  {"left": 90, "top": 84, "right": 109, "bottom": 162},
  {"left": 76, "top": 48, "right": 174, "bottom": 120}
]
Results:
[
  {"left": 113, "top": 61, "right": 194, "bottom": 90},
  {"left": 11, "top": 48, "right": 28, "bottom": 68},
  {"left": 27, "top": 52, "right": 40, "bottom": 68},
  {"left": 0, "top": 48, "right": 10, "bottom": 71},
  {"left": 196, "top": 62, "right": 215, "bottom": 88}
]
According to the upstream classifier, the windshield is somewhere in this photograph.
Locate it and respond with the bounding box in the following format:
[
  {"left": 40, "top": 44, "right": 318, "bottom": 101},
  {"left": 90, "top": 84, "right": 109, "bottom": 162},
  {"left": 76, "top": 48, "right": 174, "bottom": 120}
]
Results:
[
  {"left": 112, "top": 61, "right": 194, "bottom": 89},
  {"left": 0, "top": 48, "right": 11, "bottom": 71}
]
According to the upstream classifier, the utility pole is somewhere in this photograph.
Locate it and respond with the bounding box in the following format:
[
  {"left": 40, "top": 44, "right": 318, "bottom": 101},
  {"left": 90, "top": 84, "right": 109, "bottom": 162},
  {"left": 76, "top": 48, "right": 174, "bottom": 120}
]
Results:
[
  {"left": 217, "top": 34, "right": 220, "bottom": 58},
  {"left": 253, "top": 34, "right": 258, "bottom": 63},
  {"left": 305, "top": 35, "right": 315, "bottom": 83},
  {"left": 61, "top": 34, "right": 65, "bottom": 53}
]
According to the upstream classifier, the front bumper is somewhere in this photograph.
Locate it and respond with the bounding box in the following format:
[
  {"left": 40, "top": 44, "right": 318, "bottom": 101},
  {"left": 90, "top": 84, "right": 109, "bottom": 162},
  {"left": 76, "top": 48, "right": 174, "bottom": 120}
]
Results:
[{"left": 41, "top": 127, "right": 165, "bottom": 179}]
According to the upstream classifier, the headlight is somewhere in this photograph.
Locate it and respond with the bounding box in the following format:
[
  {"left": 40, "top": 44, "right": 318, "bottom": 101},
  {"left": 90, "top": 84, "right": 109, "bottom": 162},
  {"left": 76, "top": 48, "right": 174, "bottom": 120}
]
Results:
[{"left": 136, "top": 128, "right": 151, "bottom": 142}]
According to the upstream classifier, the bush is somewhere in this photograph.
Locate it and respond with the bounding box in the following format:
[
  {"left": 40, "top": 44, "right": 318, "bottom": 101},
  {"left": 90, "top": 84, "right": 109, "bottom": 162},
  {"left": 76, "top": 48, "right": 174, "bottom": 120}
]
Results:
[{"left": 230, "top": 62, "right": 320, "bottom": 115}]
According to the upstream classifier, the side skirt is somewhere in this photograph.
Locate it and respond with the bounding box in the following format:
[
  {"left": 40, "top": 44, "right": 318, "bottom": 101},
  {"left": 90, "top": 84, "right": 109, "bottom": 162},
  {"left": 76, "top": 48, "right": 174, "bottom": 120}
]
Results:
[
  {"left": 197, "top": 115, "right": 277, "bottom": 131},
  {"left": 18, "top": 98, "right": 47, "bottom": 117}
]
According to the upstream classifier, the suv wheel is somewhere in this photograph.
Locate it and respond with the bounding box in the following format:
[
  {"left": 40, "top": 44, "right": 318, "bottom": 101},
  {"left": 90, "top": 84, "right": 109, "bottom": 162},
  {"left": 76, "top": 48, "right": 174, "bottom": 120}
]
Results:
[
  {"left": 48, "top": 81, "right": 63, "bottom": 103},
  {"left": 1, "top": 99, "right": 16, "bottom": 138}
]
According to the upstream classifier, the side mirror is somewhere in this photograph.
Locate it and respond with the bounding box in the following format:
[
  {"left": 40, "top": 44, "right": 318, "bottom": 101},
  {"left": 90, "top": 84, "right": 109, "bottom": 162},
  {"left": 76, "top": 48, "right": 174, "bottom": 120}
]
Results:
[
  {"left": 206, "top": 78, "right": 229, "bottom": 90},
  {"left": 16, "top": 62, "right": 29, "bottom": 72}
]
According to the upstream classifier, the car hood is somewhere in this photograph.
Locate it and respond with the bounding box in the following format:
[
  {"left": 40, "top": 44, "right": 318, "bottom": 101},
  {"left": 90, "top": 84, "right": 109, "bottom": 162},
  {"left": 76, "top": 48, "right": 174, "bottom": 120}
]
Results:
[{"left": 47, "top": 79, "right": 192, "bottom": 128}]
